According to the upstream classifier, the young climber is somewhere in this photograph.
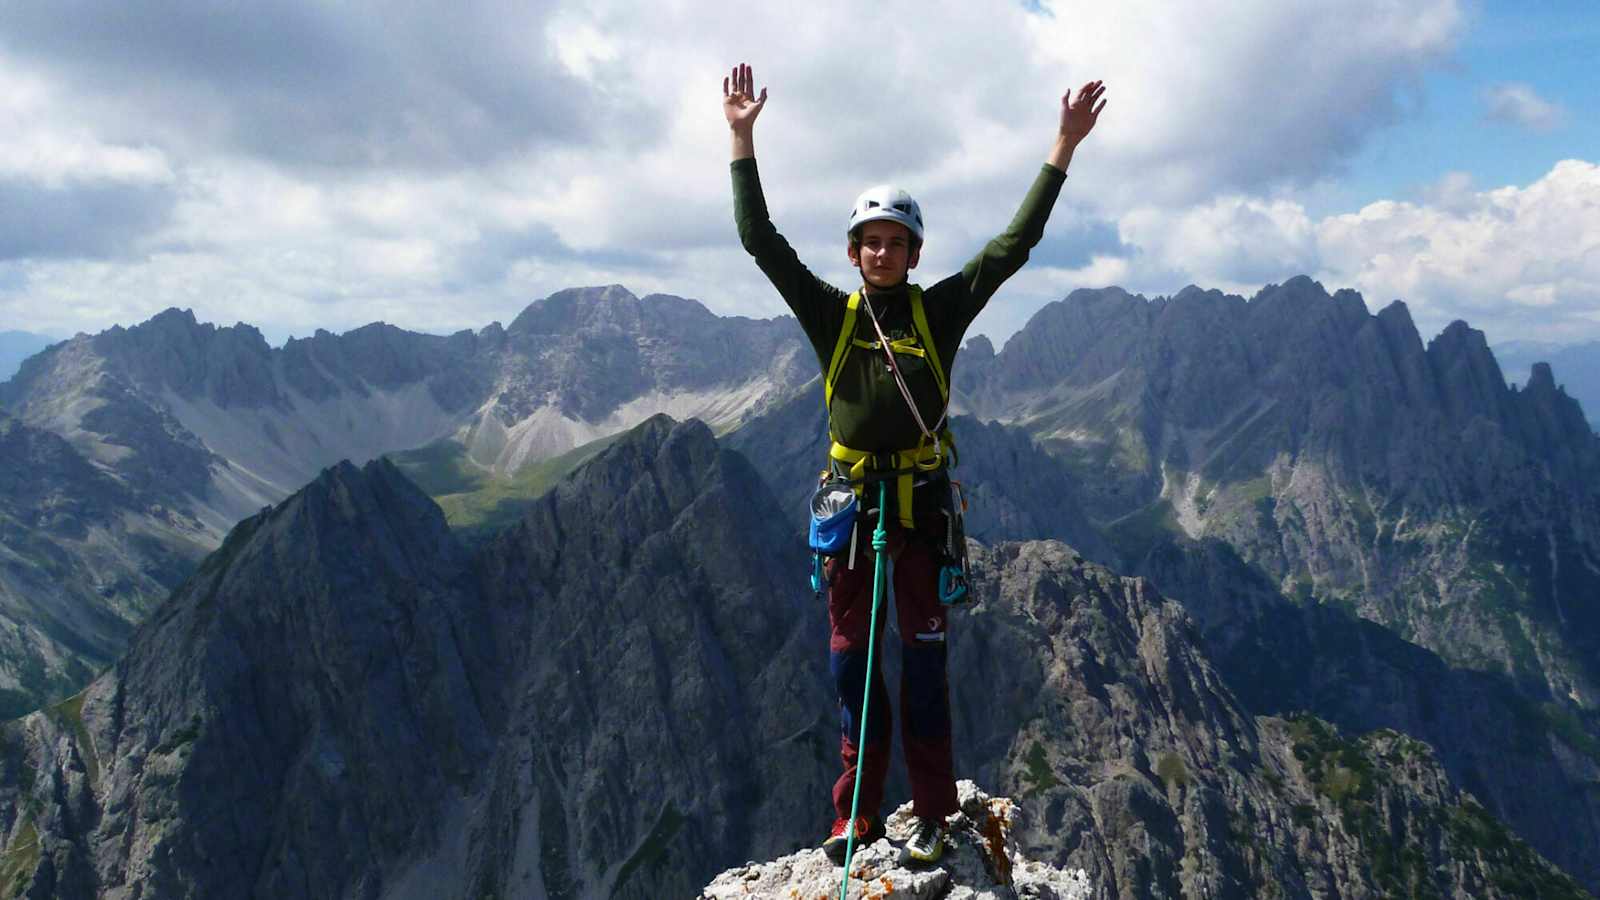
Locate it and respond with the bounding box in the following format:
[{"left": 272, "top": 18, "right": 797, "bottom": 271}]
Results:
[{"left": 724, "top": 61, "right": 1105, "bottom": 865}]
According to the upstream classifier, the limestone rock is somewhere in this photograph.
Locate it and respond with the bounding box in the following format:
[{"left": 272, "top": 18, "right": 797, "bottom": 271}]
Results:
[{"left": 699, "top": 782, "right": 1093, "bottom": 899}]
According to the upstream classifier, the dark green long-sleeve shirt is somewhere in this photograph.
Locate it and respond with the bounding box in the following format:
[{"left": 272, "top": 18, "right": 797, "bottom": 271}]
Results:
[{"left": 733, "top": 156, "right": 1065, "bottom": 451}]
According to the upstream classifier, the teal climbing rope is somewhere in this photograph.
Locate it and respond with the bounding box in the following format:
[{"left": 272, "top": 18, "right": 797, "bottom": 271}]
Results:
[{"left": 838, "top": 479, "right": 890, "bottom": 899}]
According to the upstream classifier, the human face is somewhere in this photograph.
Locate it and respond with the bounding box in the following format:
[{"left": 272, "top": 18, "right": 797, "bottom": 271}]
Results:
[{"left": 848, "top": 220, "right": 921, "bottom": 290}]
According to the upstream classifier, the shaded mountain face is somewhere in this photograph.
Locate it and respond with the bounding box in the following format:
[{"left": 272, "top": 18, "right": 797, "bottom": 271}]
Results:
[
  {"left": 950, "top": 541, "right": 1586, "bottom": 899},
  {"left": 0, "top": 414, "right": 202, "bottom": 719},
  {"left": 0, "top": 455, "right": 495, "bottom": 898},
  {"left": 0, "top": 418, "right": 1585, "bottom": 899},
  {"left": 0, "top": 417, "right": 826, "bottom": 898},
  {"left": 456, "top": 415, "right": 827, "bottom": 899},
  {"left": 1138, "top": 537, "right": 1600, "bottom": 889}
]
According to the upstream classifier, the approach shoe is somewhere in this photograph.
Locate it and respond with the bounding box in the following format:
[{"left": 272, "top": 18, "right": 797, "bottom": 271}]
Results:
[
  {"left": 905, "top": 816, "right": 946, "bottom": 864},
  {"left": 822, "top": 816, "right": 885, "bottom": 864}
]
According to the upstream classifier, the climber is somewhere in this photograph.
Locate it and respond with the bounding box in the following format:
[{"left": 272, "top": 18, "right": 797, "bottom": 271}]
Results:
[{"left": 724, "top": 61, "right": 1105, "bottom": 866}]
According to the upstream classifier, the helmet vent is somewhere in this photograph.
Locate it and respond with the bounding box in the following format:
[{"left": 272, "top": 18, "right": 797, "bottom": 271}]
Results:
[{"left": 847, "top": 184, "right": 925, "bottom": 242}]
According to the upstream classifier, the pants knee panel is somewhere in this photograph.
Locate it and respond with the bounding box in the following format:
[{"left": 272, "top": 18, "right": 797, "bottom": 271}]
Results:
[
  {"left": 832, "top": 649, "right": 891, "bottom": 743},
  {"left": 901, "top": 643, "right": 951, "bottom": 739}
]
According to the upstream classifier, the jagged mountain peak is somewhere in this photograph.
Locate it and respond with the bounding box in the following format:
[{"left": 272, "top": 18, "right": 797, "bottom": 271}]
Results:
[
  {"left": 1530, "top": 360, "right": 1558, "bottom": 391},
  {"left": 1023, "top": 285, "right": 1162, "bottom": 330},
  {"left": 1426, "top": 318, "right": 1513, "bottom": 422},
  {"left": 1170, "top": 282, "right": 1238, "bottom": 304},
  {"left": 1429, "top": 318, "right": 1497, "bottom": 362},
  {"left": 124, "top": 454, "right": 462, "bottom": 642},
  {"left": 50, "top": 305, "right": 285, "bottom": 411},
  {"left": 110, "top": 306, "right": 272, "bottom": 354},
  {"left": 1514, "top": 360, "right": 1595, "bottom": 447},
  {"left": 1244, "top": 276, "right": 1370, "bottom": 340},
  {"left": 516, "top": 412, "right": 775, "bottom": 548},
  {"left": 142, "top": 306, "right": 199, "bottom": 329},
  {"left": 253, "top": 455, "right": 457, "bottom": 565},
  {"left": 506, "top": 283, "right": 721, "bottom": 337},
  {"left": 1375, "top": 297, "right": 1422, "bottom": 343}
]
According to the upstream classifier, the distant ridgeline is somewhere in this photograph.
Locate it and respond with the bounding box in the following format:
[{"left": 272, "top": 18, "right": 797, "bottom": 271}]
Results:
[{"left": 1, "top": 277, "right": 1598, "bottom": 894}]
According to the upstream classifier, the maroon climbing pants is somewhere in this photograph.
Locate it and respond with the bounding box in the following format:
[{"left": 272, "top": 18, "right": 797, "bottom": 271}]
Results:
[{"left": 826, "top": 502, "right": 959, "bottom": 822}]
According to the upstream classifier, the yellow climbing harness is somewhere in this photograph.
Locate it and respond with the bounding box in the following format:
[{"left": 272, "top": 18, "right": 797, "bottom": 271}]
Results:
[{"left": 822, "top": 286, "right": 957, "bottom": 527}]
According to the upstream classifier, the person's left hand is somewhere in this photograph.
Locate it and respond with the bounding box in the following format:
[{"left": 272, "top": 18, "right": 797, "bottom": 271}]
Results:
[{"left": 1060, "top": 80, "right": 1106, "bottom": 144}]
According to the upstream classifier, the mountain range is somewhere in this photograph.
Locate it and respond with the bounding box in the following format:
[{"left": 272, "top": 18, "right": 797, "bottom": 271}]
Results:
[
  {"left": 2, "top": 278, "right": 1599, "bottom": 895},
  {"left": 0, "top": 287, "right": 810, "bottom": 715}
]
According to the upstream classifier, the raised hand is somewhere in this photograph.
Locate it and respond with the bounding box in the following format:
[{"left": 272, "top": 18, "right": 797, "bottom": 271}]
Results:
[
  {"left": 1060, "top": 80, "right": 1107, "bottom": 145},
  {"left": 723, "top": 62, "right": 768, "bottom": 133}
]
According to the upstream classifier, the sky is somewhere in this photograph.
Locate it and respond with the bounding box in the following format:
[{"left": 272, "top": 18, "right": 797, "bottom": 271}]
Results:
[{"left": 0, "top": 0, "right": 1596, "bottom": 352}]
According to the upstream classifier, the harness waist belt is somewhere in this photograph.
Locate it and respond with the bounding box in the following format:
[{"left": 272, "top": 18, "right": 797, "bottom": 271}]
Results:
[{"left": 829, "top": 432, "right": 956, "bottom": 528}]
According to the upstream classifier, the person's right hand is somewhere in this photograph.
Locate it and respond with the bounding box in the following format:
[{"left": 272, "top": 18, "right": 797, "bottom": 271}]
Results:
[{"left": 723, "top": 62, "right": 768, "bottom": 132}]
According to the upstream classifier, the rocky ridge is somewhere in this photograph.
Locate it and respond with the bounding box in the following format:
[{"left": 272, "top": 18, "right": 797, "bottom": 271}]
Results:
[
  {"left": 700, "top": 782, "right": 1093, "bottom": 899},
  {"left": 2, "top": 287, "right": 809, "bottom": 510}
]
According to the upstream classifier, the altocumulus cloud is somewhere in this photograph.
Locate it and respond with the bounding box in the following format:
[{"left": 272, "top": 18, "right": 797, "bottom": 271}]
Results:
[{"left": 1481, "top": 82, "right": 1566, "bottom": 133}]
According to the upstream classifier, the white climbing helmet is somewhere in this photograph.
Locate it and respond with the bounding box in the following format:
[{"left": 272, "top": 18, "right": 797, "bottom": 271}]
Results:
[{"left": 847, "top": 185, "right": 924, "bottom": 244}]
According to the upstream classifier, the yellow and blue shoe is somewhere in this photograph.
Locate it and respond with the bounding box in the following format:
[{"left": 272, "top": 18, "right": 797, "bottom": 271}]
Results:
[{"left": 905, "top": 816, "right": 945, "bottom": 863}]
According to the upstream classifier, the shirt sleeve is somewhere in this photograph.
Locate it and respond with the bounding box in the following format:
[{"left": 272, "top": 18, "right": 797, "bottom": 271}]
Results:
[
  {"left": 732, "top": 157, "right": 847, "bottom": 359},
  {"left": 950, "top": 163, "right": 1068, "bottom": 323}
]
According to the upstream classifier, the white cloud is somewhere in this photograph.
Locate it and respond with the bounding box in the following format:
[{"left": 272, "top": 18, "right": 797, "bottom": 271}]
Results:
[
  {"left": 1482, "top": 82, "right": 1565, "bottom": 132},
  {"left": 1316, "top": 159, "right": 1600, "bottom": 341},
  {"left": 0, "top": 0, "right": 1473, "bottom": 344},
  {"left": 1120, "top": 196, "right": 1319, "bottom": 294},
  {"left": 1020, "top": 0, "right": 1462, "bottom": 205},
  {"left": 0, "top": 58, "right": 173, "bottom": 186},
  {"left": 546, "top": 16, "right": 622, "bottom": 84},
  {"left": 1111, "top": 159, "right": 1600, "bottom": 343}
]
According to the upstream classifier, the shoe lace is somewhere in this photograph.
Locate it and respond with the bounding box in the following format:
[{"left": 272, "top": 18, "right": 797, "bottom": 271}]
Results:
[{"left": 910, "top": 818, "right": 940, "bottom": 848}]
